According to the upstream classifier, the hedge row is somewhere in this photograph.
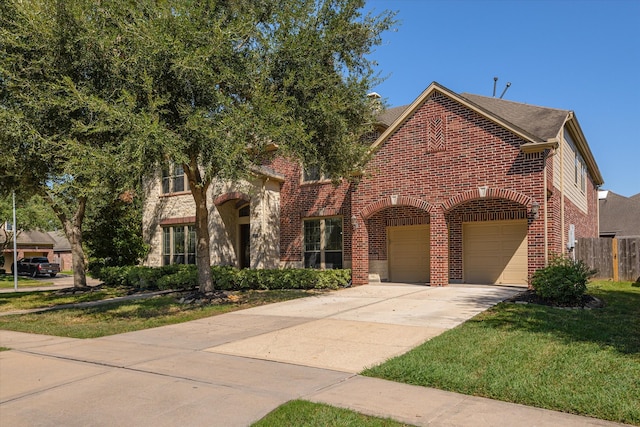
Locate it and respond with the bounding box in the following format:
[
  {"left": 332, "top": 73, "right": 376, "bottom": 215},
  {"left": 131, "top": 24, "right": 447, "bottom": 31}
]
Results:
[{"left": 92, "top": 264, "right": 351, "bottom": 291}]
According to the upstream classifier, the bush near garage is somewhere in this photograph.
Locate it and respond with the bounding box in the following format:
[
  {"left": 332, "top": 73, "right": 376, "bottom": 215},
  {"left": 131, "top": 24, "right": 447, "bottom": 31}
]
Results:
[
  {"left": 530, "top": 255, "right": 596, "bottom": 304},
  {"left": 92, "top": 264, "right": 350, "bottom": 291}
]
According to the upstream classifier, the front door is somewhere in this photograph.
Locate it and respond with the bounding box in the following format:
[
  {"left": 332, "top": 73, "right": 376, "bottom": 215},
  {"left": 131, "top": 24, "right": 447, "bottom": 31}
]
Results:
[{"left": 239, "top": 224, "right": 250, "bottom": 269}]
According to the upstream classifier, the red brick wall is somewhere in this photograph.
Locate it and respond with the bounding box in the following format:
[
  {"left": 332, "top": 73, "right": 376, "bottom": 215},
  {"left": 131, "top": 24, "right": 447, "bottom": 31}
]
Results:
[
  {"left": 268, "top": 89, "right": 598, "bottom": 287},
  {"left": 352, "top": 91, "right": 547, "bottom": 285},
  {"left": 268, "top": 157, "right": 352, "bottom": 263}
]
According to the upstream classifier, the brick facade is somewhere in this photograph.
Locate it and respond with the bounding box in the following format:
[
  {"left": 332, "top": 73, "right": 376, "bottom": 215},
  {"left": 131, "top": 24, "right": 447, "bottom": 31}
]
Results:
[{"left": 142, "top": 83, "right": 601, "bottom": 288}]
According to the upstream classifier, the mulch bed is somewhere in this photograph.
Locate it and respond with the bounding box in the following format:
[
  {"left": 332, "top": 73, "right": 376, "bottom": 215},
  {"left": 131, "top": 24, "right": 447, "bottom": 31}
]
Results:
[{"left": 505, "top": 289, "right": 605, "bottom": 309}]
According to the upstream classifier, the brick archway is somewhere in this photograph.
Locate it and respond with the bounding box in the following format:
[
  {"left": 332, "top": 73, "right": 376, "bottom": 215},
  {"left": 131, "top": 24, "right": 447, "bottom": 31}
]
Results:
[
  {"left": 359, "top": 195, "right": 434, "bottom": 219},
  {"left": 213, "top": 192, "right": 251, "bottom": 206},
  {"left": 442, "top": 187, "right": 531, "bottom": 212}
]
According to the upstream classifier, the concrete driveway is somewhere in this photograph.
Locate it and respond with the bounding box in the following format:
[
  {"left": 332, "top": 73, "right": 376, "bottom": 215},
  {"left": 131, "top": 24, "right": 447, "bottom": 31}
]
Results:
[{"left": 1, "top": 283, "right": 623, "bottom": 426}]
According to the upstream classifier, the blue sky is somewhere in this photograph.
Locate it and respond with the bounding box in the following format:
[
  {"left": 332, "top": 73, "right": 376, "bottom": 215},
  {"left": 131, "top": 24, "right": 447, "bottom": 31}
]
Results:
[{"left": 365, "top": 0, "right": 640, "bottom": 197}]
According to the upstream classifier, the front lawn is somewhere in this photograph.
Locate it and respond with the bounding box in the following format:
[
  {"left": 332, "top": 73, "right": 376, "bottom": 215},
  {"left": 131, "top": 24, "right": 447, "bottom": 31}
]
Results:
[
  {"left": 0, "top": 274, "right": 53, "bottom": 289},
  {"left": 0, "top": 289, "right": 316, "bottom": 338},
  {"left": 363, "top": 281, "right": 640, "bottom": 425},
  {"left": 252, "top": 400, "right": 413, "bottom": 427}
]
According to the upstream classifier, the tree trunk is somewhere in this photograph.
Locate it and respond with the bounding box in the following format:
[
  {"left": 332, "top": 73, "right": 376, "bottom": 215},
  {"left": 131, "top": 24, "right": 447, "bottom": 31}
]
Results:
[
  {"left": 64, "top": 197, "right": 88, "bottom": 288},
  {"left": 66, "top": 219, "right": 87, "bottom": 288},
  {"left": 184, "top": 161, "right": 214, "bottom": 293},
  {"left": 44, "top": 194, "right": 87, "bottom": 288}
]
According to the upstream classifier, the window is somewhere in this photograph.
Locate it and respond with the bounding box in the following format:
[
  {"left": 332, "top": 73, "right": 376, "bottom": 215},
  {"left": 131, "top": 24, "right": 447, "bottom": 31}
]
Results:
[
  {"left": 162, "top": 164, "right": 190, "bottom": 194},
  {"left": 162, "top": 225, "right": 196, "bottom": 265},
  {"left": 303, "top": 217, "right": 343, "bottom": 269},
  {"left": 302, "top": 164, "right": 322, "bottom": 182}
]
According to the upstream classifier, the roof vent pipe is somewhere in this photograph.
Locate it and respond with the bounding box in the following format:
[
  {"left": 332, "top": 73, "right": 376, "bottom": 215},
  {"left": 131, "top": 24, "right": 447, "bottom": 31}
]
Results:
[{"left": 499, "top": 82, "right": 511, "bottom": 99}]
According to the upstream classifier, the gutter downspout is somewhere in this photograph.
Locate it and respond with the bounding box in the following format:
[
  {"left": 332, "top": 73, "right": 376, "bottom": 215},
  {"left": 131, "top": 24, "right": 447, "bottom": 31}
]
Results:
[
  {"left": 543, "top": 140, "right": 558, "bottom": 267},
  {"left": 559, "top": 131, "right": 566, "bottom": 253}
]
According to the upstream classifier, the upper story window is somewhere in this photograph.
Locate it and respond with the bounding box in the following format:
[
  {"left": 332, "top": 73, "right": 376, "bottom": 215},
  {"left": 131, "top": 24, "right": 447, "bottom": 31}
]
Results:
[
  {"left": 302, "top": 164, "right": 322, "bottom": 182},
  {"left": 162, "top": 164, "right": 190, "bottom": 195}
]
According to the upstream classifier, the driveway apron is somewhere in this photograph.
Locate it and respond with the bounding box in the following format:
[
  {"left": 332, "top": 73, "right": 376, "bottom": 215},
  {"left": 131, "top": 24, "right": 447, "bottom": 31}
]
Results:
[{"left": 1, "top": 283, "right": 561, "bottom": 427}]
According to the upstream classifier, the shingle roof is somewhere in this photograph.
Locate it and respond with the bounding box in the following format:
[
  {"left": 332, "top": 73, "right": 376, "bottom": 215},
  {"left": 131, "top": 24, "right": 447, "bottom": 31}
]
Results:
[
  {"left": 47, "top": 231, "right": 71, "bottom": 252},
  {"left": 0, "top": 230, "right": 57, "bottom": 246},
  {"left": 599, "top": 191, "right": 640, "bottom": 237},
  {"left": 375, "top": 92, "right": 569, "bottom": 143},
  {"left": 459, "top": 93, "right": 569, "bottom": 141},
  {"left": 376, "top": 105, "right": 409, "bottom": 127}
]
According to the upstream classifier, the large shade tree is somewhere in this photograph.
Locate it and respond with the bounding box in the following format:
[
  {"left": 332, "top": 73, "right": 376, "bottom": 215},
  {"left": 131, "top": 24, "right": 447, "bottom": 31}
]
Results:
[
  {"left": 117, "top": 0, "right": 395, "bottom": 292},
  {"left": 0, "top": 0, "right": 137, "bottom": 287}
]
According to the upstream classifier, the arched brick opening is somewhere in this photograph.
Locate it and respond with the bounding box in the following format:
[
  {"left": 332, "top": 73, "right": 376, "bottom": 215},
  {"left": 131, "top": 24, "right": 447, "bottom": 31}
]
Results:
[
  {"left": 359, "top": 195, "right": 435, "bottom": 220},
  {"left": 442, "top": 188, "right": 543, "bottom": 285},
  {"left": 352, "top": 195, "right": 433, "bottom": 286},
  {"left": 213, "top": 192, "right": 251, "bottom": 207},
  {"left": 442, "top": 187, "right": 532, "bottom": 212}
]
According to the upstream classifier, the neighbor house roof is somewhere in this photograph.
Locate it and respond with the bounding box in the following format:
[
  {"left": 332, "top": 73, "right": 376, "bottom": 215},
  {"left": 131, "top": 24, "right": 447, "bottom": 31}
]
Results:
[
  {"left": 0, "top": 230, "right": 56, "bottom": 247},
  {"left": 47, "top": 231, "right": 71, "bottom": 252},
  {"left": 373, "top": 82, "right": 603, "bottom": 185},
  {"left": 599, "top": 191, "right": 640, "bottom": 238}
]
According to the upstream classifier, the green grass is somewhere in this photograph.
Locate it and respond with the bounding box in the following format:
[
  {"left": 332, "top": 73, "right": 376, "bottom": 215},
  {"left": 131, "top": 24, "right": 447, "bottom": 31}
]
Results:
[
  {"left": 0, "top": 274, "right": 53, "bottom": 288},
  {"left": 0, "top": 289, "right": 314, "bottom": 338},
  {"left": 363, "top": 281, "right": 640, "bottom": 425},
  {"left": 0, "top": 287, "right": 129, "bottom": 312},
  {"left": 252, "top": 400, "right": 414, "bottom": 427}
]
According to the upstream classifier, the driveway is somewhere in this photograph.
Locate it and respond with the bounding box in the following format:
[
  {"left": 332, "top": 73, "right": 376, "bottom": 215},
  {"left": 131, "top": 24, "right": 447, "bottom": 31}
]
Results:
[{"left": 1, "top": 283, "right": 621, "bottom": 426}]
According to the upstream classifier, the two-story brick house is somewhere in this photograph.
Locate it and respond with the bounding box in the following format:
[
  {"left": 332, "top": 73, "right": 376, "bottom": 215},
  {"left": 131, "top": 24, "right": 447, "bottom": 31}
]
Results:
[{"left": 143, "top": 82, "right": 603, "bottom": 287}]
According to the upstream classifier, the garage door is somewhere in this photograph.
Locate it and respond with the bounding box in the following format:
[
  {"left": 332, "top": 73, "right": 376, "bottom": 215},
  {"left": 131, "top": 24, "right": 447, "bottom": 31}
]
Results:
[
  {"left": 388, "top": 225, "right": 430, "bottom": 283},
  {"left": 463, "top": 220, "right": 527, "bottom": 285}
]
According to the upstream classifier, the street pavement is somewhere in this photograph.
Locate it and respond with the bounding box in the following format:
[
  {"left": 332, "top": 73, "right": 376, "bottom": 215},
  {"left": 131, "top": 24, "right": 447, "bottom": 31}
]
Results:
[{"left": 0, "top": 283, "right": 629, "bottom": 426}]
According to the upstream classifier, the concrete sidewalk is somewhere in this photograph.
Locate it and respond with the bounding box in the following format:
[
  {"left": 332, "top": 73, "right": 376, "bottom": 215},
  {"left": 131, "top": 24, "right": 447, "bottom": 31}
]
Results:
[{"left": 0, "top": 284, "right": 628, "bottom": 426}]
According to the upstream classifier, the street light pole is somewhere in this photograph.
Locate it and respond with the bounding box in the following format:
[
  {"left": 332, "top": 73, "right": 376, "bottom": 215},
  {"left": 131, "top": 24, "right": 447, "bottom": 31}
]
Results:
[{"left": 12, "top": 190, "right": 18, "bottom": 291}]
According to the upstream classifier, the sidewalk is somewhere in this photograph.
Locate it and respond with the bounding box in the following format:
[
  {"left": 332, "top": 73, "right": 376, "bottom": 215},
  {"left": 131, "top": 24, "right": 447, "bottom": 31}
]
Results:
[{"left": 0, "top": 284, "right": 629, "bottom": 426}]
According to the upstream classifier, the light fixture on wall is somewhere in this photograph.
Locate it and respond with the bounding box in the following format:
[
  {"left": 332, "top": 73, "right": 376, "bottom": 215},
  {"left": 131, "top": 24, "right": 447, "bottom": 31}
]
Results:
[
  {"left": 531, "top": 201, "right": 540, "bottom": 219},
  {"left": 351, "top": 215, "right": 359, "bottom": 229}
]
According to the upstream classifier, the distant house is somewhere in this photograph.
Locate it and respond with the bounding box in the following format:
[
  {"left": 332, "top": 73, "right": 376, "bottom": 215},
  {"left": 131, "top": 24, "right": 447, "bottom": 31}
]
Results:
[
  {"left": 598, "top": 191, "right": 640, "bottom": 238},
  {"left": 142, "top": 81, "right": 604, "bottom": 286},
  {"left": 48, "top": 231, "right": 72, "bottom": 271},
  {"left": 0, "top": 230, "right": 56, "bottom": 271}
]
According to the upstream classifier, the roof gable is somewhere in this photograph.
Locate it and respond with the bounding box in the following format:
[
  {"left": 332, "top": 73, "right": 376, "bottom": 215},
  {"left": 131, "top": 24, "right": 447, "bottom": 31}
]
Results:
[
  {"left": 372, "top": 81, "right": 603, "bottom": 185},
  {"left": 371, "top": 82, "right": 553, "bottom": 153}
]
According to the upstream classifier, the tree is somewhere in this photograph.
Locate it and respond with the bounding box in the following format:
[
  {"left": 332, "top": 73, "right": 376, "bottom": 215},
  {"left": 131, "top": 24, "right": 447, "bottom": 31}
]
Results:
[
  {"left": 84, "top": 191, "right": 149, "bottom": 269},
  {"left": 117, "top": 0, "right": 395, "bottom": 292},
  {"left": 0, "top": 0, "right": 136, "bottom": 287},
  {"left": 0, "top": 194, "right": 58, "bottom": 266}
]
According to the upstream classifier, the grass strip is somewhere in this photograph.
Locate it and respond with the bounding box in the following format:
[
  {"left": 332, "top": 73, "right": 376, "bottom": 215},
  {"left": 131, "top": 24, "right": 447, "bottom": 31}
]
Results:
[
  {"left": 252, "top": 400, "right": 414, "bottom": 427},
  {"left": 0, "top": 287, "right": 128, "bottom": 312},
  {"left": 0, "top": 275, "right": 53, "bottom": 289},
  {"left": 363, "top": 281, "right": 640, "bottom": 425}
]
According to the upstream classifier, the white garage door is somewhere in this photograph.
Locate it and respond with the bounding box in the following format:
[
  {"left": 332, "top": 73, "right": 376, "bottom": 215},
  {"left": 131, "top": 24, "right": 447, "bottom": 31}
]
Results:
[
  {"left": 388, "top": 225, "right": 430, "bottom": 283},
  {"left": 463, "top": 220, "right": 527, "bottom": 285}
]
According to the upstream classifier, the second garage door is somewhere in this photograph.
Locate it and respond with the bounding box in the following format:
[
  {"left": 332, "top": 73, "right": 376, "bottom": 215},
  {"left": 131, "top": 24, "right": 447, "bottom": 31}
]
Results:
[
  {"left": 463, "top": 220, "right": 527, "bottom": 285},
  {"left": 388, "top": 224, "right": 430, "bottom": 283}
]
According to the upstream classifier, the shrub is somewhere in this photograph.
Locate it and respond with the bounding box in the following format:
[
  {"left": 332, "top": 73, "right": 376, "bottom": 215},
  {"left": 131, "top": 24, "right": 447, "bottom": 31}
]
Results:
[
  {"left": 157, "top": 265, "right": 198, "bottom": 290},
  {"left": 530, "top": 256, "right": 595, "bottom": 303},
  {"left": 92, "top": 263, "right": 351, "bottom": 292}
]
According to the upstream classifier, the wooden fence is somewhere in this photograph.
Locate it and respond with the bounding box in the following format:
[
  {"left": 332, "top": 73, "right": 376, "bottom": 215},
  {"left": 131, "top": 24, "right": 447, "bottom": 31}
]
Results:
[{"left": 576, "top": 237, "right": 640, "bottom": 282}]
